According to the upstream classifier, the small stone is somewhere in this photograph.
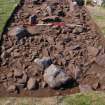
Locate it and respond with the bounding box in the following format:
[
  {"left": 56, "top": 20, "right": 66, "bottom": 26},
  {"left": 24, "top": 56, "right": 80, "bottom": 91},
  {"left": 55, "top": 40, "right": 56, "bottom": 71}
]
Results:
[
  {"left": 79, "top": 84, "right": 93, "bottom": 92},
  {"left": 29, "top": 15, "right": 37, "bottom": 25},
  {"left": 68, "top": 64, "right": 81, "bottom": 80},
  {"left": 57, "top": 10, "right": 65, "bottom": 17},
  {"left": 96, "top": 54, "right": 105, "bottom": 67},
  {"left": 34, "top": 57, "right": 52, "bottom": 69},
  {"left": 16, "top": 27, "right": 30, "bottom": 40},
  {"left": 1, "top": 74, "right": 6, "bottom": 80},
  {"left": 27, "top": 78, "right": 37, "bottom": 90},
  {"left": 46, "top": 6, "right": 52, "bottom": 16},
  {"left": 72, "top": 26, "right": 83, "bottom": 34},
  {"left": 14, "top": 69, "right": 23, "bottom": 78},
  {"left": 41, "top": 81, "right": 47, "bottom": 88},
  {"left": 17, "top": 73, "right": 28, "bottom": 84},
  {"left": 7, "top": 85, "right": 16, "bottom": 93},
  {"left": 7, "top": 72, "right": 13, "bottom": 78},
  {"left": 92, "top": 82, "right": 100, "bottom": 90},
  {"left": 87, "top": 46, "right": 99, "bottom": 57}
]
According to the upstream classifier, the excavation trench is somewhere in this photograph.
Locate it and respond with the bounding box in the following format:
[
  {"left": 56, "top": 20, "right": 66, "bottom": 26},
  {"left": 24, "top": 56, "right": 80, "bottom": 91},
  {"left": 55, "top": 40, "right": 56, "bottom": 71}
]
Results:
[{"left": 0, "top": 0, "right": 105, "bottom": 97}]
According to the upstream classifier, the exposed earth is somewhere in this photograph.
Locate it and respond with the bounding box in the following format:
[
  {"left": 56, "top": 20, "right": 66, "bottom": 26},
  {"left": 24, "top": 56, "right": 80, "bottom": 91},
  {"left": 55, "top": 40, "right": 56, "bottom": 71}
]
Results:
[{"left": 0, "top": 0, "right": 105, "bottom": 97}]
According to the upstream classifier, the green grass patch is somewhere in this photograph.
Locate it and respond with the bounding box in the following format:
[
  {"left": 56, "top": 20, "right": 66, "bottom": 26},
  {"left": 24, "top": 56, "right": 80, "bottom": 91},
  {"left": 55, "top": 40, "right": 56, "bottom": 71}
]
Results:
[
  {"left": 93, "top": 15, "right": 105, "bottom": 20},
  {"left": 0, "top": 0, "right": 20, "bottom": 34},
  {"left": 62, "top": 92, "right": 105, "bottom": 105}
]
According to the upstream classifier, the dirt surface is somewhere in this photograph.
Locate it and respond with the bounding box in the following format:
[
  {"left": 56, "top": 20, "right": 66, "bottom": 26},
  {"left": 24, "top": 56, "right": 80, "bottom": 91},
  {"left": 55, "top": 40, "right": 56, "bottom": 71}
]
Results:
[{"left": 0, "top": 0, "right": 105, "bottom": 97}]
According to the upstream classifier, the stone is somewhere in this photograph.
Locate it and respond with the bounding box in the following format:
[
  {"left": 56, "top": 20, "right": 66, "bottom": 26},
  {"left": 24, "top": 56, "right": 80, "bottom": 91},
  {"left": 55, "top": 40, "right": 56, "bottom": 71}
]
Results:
[
  {"left": 34, "top": 57, "right": 52, "bottom": 69},
  {"left": 42, "top": 16, "right": 62, "bottom": 23},
  {"left": 57, "top": 10, "right": 65, "bottom": 17},
  {"left": 46, "top": 6, "right": 52, "bottom": 16},
  {"left": 87, "top": 46, "right": 99, "bottom": 57},
  {"left": 7, "top": 85, "right": 17, "bottom": 93},
  {"left": 92, "top": 82, "right": 100, "bottom": 90},
  {"left": 41, "top": 81, "right": 47, "bottom": 88},
  {"left": 32, "top": 0, "right": 40, "bottom": 4},
  {"left": 9, "top": 26, "right": 30, "bottom": 41},
  {"left": 96, "top": 54, "right": 105, "bottom": 67},
  {"left": 79, "top": 84, "right": 93, "bottom": 92},
  {"left": 29, "top": 15, "right": 37, "bottom": 25},
  {"left": 7, "top": 72, "right": 13, "bottom": 78},
  {"left": 72, "top": 26, "right": 83, "bottom": 34},
  {"left": 1, "top": 74, "right": 6, "bottom": 80},
  {"left": 1, "top": 51, "right": 9, "bottom": 59},
  {"left": 44, "top": 64, "right": 70, "bottom": 88},
  {"left": 76, "top": 0, "right": 84, "bottom": 6},
  {"left": 17, "top": 73, "right": 28, "bottom": 84},
  {"left": 27, "top": 77, "right": 37, "bottom": 90},
  {"left": 14, "top": 69, "right": 23, "bottom": 78},
  {"left": 68, "top": 64, "right": 81, "bottom": 80}
]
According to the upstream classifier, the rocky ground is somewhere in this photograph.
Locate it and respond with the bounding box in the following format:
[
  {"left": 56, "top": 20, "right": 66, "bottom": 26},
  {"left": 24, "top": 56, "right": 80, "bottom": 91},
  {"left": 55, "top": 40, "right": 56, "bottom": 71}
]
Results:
[{"left": 0, "top": 0, "right": 105, "bottom": 97}]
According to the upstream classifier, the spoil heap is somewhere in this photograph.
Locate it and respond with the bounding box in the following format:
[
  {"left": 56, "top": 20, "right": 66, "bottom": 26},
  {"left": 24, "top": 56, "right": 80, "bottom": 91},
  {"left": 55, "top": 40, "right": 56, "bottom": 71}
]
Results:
[{"left": 0, "top": 0, "right": 105, "bottom": 96}]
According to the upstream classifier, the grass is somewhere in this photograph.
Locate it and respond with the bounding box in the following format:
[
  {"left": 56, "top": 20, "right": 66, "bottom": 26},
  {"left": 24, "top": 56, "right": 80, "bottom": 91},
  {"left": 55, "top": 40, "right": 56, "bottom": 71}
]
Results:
[
  {"left": 63, "top": 92, "right": 105, "bottom": 105},
  {"left": 0, "top": 0, "right": 20, "bottom": 35},
  {"left": 87, "top": 6, "right": 105, "bottom": 35},
  {"left": 0, "top": 92, "right": 105, "bottom": 105}
]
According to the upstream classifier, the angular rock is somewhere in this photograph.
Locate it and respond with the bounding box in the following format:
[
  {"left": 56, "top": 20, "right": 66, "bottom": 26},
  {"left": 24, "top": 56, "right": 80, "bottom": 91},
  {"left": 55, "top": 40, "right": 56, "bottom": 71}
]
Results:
[
  {"left": 79, "top": 84, "right": 93, "bottom": 92},
  {"left": 96, "top": 54, "right": 105, "bottom": 67},
  {"left": 27, "top": 77, "right": 37, "bottom": 90},
  {"left": 46, "top": 6, "right": 52, "bottom": 16},
  {"left": 29, "top": 15, "right": 37, "bottom": 25},
  {"left": 87, "top": 46, "right": 99, "bottom": 57},
  {"left": 14, "top": 69, "right": 23, "bottom": 78},
  {"left": 68, "top": 64, "right": 81, "bottom": 80},
  {"left": 76, "top": 0, "right": 84, "bottom": 6},
  {"left": 7, "top": 85, "right": 17, "bottom": 93},
  {"left": 7, "top": 72, "right": 13, "bottom": 78},
  {"left": 9, "top": 26, "right": 30, "bottom": 41},
  {"left": 57, "top": 10, "right": 65, "bottom": 17},
  {"left": 72, "top": 26, "right": 83, "bottom": 34},
  {"left": 34, "top": 57, "right": 52, "bottom": 69},
  {"left": 32, "top": 0, "right": 40, "bottom": 4},
  {"left": 44, "top": 64, "right": 71, "bottom": 88}
]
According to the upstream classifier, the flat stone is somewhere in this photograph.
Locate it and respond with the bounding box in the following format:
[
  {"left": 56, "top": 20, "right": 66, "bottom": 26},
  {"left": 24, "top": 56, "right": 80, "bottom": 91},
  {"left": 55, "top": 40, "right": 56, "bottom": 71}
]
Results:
[
  {"left": 9, "top": 26, "right": 30, "bottom": 41},
  {"left": 96, "top": 54, "right": 105, "bottom": 67},
  {"left": 44, "top": 64, "right": 71, "bottom": 88},
  {"left": 72, "top": 26, "right": 83, "bottom": 34},
  {"left": 79, "top": 84, "right": 93, "bottom": 92},
  {"left": 27, "top": 78, "right": 37, "bottom": 90},
  {"left": 7, "top": 85, "right": 17, "bottom": 93},
  {"left": 87, "top": 46, "right": 99, "bottom": 57}
]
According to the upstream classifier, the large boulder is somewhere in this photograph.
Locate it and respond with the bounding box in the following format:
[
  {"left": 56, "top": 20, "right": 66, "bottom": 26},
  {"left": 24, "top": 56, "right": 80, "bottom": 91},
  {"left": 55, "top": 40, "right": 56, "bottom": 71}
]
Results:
[{"left": 44, "top": 64, "right": 71, "bottom": 88}]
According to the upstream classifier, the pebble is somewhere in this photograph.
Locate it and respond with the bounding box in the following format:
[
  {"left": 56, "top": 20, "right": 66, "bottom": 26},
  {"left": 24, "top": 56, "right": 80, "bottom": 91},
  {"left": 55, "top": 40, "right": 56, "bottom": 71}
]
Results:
[{"left": 27, "top": 78, "right": 38, "bottom": 90}]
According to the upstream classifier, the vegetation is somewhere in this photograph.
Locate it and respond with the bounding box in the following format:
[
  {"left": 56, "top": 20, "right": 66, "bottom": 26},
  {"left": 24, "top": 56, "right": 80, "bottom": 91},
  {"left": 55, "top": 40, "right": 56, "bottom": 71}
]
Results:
[
  {"left": 0, "top": 0, "right": 20, "bottom": 34},
  {"left": 88, "top": 6, "right": 105, "bottom": 35}
]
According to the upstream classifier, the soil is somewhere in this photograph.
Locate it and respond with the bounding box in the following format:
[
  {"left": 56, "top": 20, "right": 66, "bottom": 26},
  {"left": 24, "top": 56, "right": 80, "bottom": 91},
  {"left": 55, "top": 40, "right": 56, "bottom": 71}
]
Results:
[{"left": 0, "top": 0, "right": 105, "bottom": 97}]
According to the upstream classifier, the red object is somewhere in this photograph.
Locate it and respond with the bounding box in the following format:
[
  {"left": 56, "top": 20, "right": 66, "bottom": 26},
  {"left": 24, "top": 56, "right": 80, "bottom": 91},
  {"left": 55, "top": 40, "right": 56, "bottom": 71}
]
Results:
[{"left": 51, "top": 22, "right": 65, "bottom": 27}]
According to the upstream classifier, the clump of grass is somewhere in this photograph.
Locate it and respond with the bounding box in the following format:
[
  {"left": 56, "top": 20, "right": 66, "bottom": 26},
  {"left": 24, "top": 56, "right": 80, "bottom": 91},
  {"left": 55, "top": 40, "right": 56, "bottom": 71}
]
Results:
[
  {"left": 63, "top": 92, "right": 105, "bottom": 105},
  {"left": 0, "top": 0, "right": 20, "bottom": 34}
]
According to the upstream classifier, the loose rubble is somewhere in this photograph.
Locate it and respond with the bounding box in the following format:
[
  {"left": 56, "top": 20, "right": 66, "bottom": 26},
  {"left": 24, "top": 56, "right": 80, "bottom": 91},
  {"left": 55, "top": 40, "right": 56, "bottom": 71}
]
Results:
[{"left": 0, "top": 0, "right": 105, "bottom": 96}]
